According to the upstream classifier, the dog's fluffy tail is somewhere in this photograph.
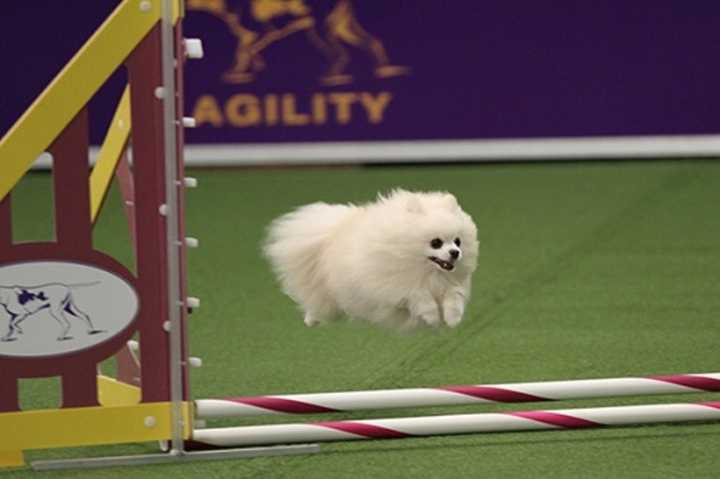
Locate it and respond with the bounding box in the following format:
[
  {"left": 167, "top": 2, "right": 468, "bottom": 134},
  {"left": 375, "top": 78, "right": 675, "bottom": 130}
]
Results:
[{"left": 263, "top": 202, "right": 353, "bottom": 316}]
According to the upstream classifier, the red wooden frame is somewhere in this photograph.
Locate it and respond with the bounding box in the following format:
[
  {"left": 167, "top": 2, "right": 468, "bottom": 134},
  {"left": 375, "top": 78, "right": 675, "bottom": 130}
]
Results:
[{"left": 0, "top": 20, "right": 190, "bottom": 412}]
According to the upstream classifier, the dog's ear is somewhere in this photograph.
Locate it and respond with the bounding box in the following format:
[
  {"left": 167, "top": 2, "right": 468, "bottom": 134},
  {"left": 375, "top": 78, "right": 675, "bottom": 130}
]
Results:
[
  {"left": 441, "top": 193, "right": 459, "bottom": 211},
  {"left": 406, "top": 195, "right": 425, "bottom": 214}
]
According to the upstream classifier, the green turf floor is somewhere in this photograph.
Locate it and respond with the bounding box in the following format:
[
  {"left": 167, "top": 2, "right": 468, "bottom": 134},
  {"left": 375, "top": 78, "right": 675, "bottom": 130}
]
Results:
[{"left": 4, "top": 159, "right": 720, "bottom": 478}]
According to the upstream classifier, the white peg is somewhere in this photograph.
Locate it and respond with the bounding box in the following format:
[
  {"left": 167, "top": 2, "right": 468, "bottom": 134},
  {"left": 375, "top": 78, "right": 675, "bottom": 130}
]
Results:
[
  {"left": 186, "top": 297, "right": 200, "bottom": 310},
  {"left": 182, "top": 117, "right": 197, "bottom": 128},
  {"left": 127, "top": 340, "right": 140, "bottom": 352},
  {"left": 184, "top": 38, "right": 204, "bottom": 59},
  {"left": 184, "top": 177, "right": 198, "bottom": 188}
]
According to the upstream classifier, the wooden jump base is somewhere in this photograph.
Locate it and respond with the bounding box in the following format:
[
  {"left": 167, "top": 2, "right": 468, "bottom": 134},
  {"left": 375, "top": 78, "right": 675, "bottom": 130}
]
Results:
[
  {"left": 196, "top": 372, "right": 720, "bottom": 418},
  {"left": 193, "top": 401, "right": 720, "bottom": 447}
]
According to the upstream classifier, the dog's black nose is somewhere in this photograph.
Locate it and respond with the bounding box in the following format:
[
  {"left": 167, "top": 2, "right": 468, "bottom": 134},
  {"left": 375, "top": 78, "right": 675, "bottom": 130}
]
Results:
[{"left": 449, "top": 249, "right": 460, "bottom": 259}]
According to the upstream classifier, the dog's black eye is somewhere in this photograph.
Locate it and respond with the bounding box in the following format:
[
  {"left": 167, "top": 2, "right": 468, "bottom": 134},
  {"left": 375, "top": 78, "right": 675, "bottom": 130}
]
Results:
[
  {"left": 430, "top": 238, "right": 443, "bottom": 249},
  {"left": 454, "top": 238, "right": 461, "bottom": 247}
]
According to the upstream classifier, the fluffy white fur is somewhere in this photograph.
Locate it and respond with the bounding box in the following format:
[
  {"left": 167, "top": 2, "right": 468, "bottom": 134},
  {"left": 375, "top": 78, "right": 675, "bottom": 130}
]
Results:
[{"left": 263, "top": 190, "right": 479, "bottom": 330}]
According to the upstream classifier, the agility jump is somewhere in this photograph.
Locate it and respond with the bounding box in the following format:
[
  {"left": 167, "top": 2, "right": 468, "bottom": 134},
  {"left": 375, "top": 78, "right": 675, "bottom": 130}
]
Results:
[
  {"left": 0, "top": 0, "right": 199, "bottom": 469},
  {"left": 189, "top": 373, "right": 720, "bottom": 447},
  {"left": 0, "top": 0, "right": 718, "bottom": 471}
]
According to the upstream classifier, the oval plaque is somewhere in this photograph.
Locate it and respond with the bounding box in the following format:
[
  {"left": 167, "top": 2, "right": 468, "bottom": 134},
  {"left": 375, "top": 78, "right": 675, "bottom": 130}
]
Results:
[{"left": 0, "top": 261, "right": 138, "bottom": 358}]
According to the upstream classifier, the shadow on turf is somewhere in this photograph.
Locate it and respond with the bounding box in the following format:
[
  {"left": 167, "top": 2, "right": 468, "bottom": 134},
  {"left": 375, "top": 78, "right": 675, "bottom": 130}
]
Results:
[{"left": 319, "top": 425, "right": 720, "bottom": 456}]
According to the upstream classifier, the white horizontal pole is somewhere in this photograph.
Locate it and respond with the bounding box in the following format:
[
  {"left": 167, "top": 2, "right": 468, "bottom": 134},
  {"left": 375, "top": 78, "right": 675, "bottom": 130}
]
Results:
[
  {"left": 182, "top": 136, "right": 720, "bottom": 166},
  {"left": 192, "top": 401, "right": 720, "bottom": 447},
  {"left": 28, "top": 136, "right": 720, "bottom": 170},
  {"left": 195, "top": 372, "right": 720, "bottom": 418}
]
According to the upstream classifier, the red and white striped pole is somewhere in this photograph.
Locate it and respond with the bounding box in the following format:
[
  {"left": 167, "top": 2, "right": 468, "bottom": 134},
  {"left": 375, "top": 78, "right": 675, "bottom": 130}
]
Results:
[
  {"left": 195, "top": 372, "right": 720, "bottom": 418},
  {"left": 192, "top": 401, "right": 720, "bottom": 447}
]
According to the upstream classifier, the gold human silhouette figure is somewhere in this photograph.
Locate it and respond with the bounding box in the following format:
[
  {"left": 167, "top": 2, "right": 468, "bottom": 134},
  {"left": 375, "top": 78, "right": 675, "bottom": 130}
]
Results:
[{"left": 188, "top": 0, "right": 410, "bottom": 85}]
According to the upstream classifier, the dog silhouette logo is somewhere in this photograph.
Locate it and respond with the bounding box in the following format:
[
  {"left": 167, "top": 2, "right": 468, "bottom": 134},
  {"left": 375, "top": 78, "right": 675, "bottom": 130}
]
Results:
[
  {"left": 0, "top": 282, "right": 104, "bottom": 342},
  {"left": 188, "top": 0, "right": 410, "bottom": 85}
]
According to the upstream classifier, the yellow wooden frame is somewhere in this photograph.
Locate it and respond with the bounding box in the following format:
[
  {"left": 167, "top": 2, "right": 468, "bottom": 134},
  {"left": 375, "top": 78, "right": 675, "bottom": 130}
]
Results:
[
  {"left": 0, "top": 402, "right": 191, "bottom": 452},
  {"left": 0, "top": 0, "right": 160, "bottom": 202},
  {"left": 98, "top": 374, "right": 142, "bottom": 407},
  {"left": 0, "top": 450, "right": 24, "bottom": 469},
  {"left": 0, "top": 0, "right": 189, "bottom": 469},
  {"left": 89, "top": 86, "right": 132, "bottom": 222},
  {"left": 87, "top": 0, "right": 184, "bottom": 219},
  {"left": 0, "top": 0, "right": 184, "bottom": 206}
]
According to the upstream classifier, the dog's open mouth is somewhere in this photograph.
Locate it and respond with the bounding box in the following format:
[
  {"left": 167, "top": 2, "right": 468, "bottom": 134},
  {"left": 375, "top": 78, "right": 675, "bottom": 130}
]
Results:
[{"left": 429, "top": 256, "right": 455, "bottom": 271}]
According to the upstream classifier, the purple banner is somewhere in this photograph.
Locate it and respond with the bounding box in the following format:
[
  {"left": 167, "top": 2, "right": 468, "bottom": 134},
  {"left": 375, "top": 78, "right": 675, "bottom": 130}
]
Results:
[
  {"left": 2, "top": 1, "right": 720, "bottom": 154},
  {"left": 182, "top": 0, "right": 720, "bottom": 144}
]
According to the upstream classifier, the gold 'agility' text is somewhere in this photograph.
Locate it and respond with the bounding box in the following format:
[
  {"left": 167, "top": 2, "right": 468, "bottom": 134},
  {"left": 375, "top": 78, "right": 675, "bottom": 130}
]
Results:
[{"left": 192, "top": 92, "right": 393, "bottom": 128}]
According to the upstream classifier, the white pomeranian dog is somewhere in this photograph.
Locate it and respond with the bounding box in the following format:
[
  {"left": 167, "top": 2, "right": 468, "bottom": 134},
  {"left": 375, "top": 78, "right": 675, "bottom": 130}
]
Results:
[{"left": 263, "top": 190, "right": 479, "bottom": 330}]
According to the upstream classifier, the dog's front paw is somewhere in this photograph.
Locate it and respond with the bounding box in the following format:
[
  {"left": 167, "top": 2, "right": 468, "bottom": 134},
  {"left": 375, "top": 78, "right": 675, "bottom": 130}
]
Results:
[
  {"left": 442, "top": 296, "right": 466, "bottom": 328},
  {"left": 418, "top": 312, "right": 442, "bottom": 328},
  {"left": 304, "top": 312, "right": 320, "bottom": 327},
  {"left": 443, "top": 311, "right": 463, "bottom": 328},
  {"left": 410, "top": 303, "right": 441, "bottom": 328},
  {"left": 407, "top": 292, "right": 445, "bottom": 328}
]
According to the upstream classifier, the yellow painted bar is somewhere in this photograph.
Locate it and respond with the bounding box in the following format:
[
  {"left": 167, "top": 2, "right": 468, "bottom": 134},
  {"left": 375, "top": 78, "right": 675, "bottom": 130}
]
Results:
[
  {"left": 0, "top": 402, "right": 191, "bottom": 451},
  {"left": 0, "top": 0, "right": 160, "bottom": 203},
  {"left": 90, "top": 86, "right": 131, "bottom": 222},
  {"left": 173, "top": 0, "right": 185, "bottom": 22},
  {"left": 0, "top": 450, "right": 24, "bottom": 469},
  {"left": 90, "top": 0, "right": 184, "bottom": 222},
  {"left": 97, "top": 374, "right": 141, "bottom": 407}
]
